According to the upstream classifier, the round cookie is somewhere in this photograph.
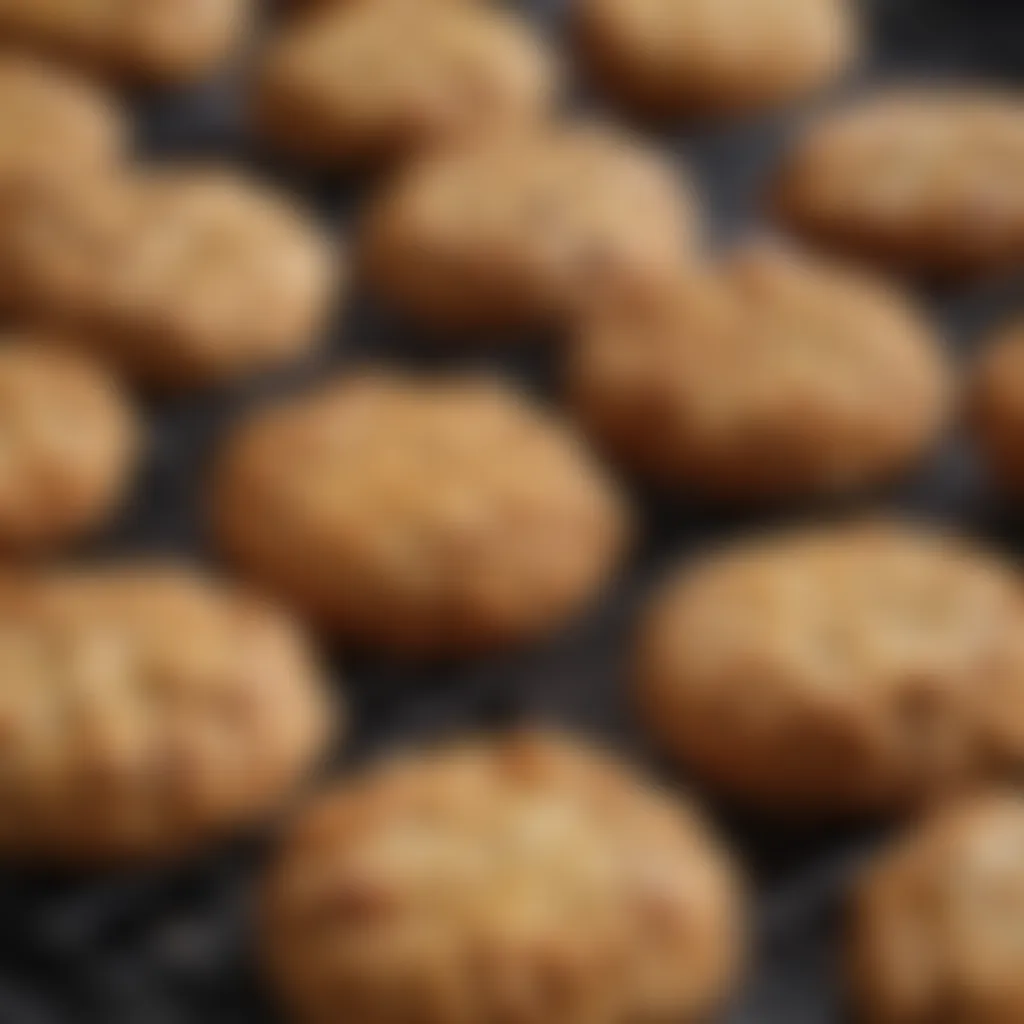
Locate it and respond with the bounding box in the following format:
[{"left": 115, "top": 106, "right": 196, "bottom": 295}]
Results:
[
  {"left": 569, "top": 242, "right": 951, "bottom": 502},
  {"left": 969, "top": 320, "right": 1024, "bottom": 494},
  {"left": 256, "top": 1, "right": 557, "bottom": 168},
  {"left": 210, "top": 374, "right": 629, "bottom": 655},
  {"left": 851, "top": 793, "right": 1024, "bottom": 1023},
  {"left": 360, "top": 125, "right": 695, "bottom": 331},
  {"left": 577, "top": 0, "right": 857, "bottom": 118},
  {"left": 262, "top": 732, "right": 744, "bottom": 1024},
  {"left": 0, "top": 336, "right": 138, "bottom": 550},
  {"left": 0, "top": 563, "right": 333, "bottom": 862},
  {"left": 772, "top": 90, "right": 1024, "bottom": 277},
  {"left": 637, "top": 522, "right": 1024, "bottom": 814},
  {"left": 0, "top": 167, "right": 339, "bottom": 391}
]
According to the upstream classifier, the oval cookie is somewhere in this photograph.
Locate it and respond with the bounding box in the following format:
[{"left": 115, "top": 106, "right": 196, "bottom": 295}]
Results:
[{"left": 969, "top": 319, "right": 1024, "bottom": 494}]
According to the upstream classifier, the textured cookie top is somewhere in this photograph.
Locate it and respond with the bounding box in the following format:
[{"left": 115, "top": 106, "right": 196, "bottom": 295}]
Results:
[
  {"left": 638, "top": 523, "right": 1024, "bottom": 812},
  {"left": 0, "top": 565, "right": 332, "bottom": 862},
  {"left": 361, "top": 125, "right": 695, "bottom": 330},
  {"left": 262, "top": 733, "right": 742, "bottom": 1024},
  {"left": 257, "top": 1, "right": 557, "bottom": 167},
  {"left": 773, "top": 91, "right": 1024, "bottom": 275},
  {"left": 970, "top": 320, "right": 1024, "bottom": 492},
  {"left": 571, "top": 243, "right": 950, "bottom": 500},
  {"left": 212, "top": 374, "right": 629, "bottom": 655},
  {"left": 852, "top": 794, "right": 1024, "bottom": 1023},
  {"left": 0, "top": 338, "right": 137, "bottom": 549}
]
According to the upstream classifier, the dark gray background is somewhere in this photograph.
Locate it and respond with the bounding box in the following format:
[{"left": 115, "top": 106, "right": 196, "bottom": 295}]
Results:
[{"left": 0, "top": 0, "right": 1022, "bottom": 1021}]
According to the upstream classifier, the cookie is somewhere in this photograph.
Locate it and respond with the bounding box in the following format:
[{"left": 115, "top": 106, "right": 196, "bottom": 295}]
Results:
[
  {"left": 851, "top": 793, "right": 1024, "bottom": 1023},
  {"left": 569, "top": 242, "right": 951, "bottom": 502},
  {"left": 969, "top": 320, "right": 1024, "bottom": 494},
  {"left": 0, "top": 167, "right": 339, "bottom": 391},
  {"left": 772, "top": 90, "right": 1024, "bottom": 277},
  {"left": 637, "top": 522, "right": 1024, "bottom": 814},
  {"left": 577, "top": 0, "right": 857, "bottom": 118},
  {"left": 0, "top": 563, "right": 333, "bottom": 862},
  {"left": 210, "top": 374, "right": 629, "bottom": 655},
  {"left": 262, "top": 732, "right": 743, "bottom": 1024},
  {"left": 0, "top": 336, "right": 137, "bottom": 550},
  {"left": 0, "top": 0, "right": 248, "bottom": 84},
  {"left": 256, "top": 1, "right": 557, "bottom": 168},
  {"left": 361, "top": 125, "right": 696, "bottom": 331}
]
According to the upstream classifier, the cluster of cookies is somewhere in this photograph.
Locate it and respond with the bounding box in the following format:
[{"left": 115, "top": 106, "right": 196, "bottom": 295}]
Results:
[{"left": 0, "top": 0, "right": 1021, "bottom": 1023}]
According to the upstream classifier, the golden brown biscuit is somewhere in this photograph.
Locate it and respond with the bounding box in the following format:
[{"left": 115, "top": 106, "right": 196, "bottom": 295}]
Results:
[
  {"left": 0, "top": 167, "right": 339, "bottom": 391},
  {"left": 0, "top": 563, "right": 333, "bottom": 863},
  {"left": 0, "top": 337, "right": 137, "bottom": 550},
  {"left": 256, "top": 1, "right": 558, "bottom": 168},
  {"left": 637, "top": 522, "right": 1024, "bottom": 814},
  {"left": 0, "top": 0, "right": 249, "bottom": 85},
  {"left": 773, "top": 90, "right": 1024, "bottom": 277},
  {"left": 851, "top": 793, "right": 1024, "bottom": 1023},
  {"left": 577, "top": 0, "right": 857, "bottom": 118},
  {"left": 361, "top": 125, "right": 696, "bottom": 331},
  {"left": 210, "top": 374, "right": 629, "bottom": 655},
  {"left": 569, "top": 242, "right": 951, "bottom": 502},
  {"left": 969, "top": 319, "right": 1024, "bottom": 494},
  {"left": 262, "top": 732, "right": 744, "bottom": 1024}
]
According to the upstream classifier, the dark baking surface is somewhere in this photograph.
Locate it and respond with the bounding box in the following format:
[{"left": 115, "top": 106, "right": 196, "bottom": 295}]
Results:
[{"left": 1, "top": 1, "right": 1022, "bottom": 1021}]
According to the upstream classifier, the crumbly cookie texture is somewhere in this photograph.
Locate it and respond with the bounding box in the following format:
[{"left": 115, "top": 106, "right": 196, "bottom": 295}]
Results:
[
  {"left": 772, "top": 90, "right": 1024, "bottom": 276},
  {"left": 211, "top": 374, "right": 630, "bottom": 656},
  {"left": 569, "top": 242, "right": 951, "bottom": 502},
  {"left": 851, "top": 793, "right": 1024, "bottom": 1024},
  {"left": 969, "top": 320, "right": 1024, "bottom": 494},
  {"left": 577, "top": 0, "right": 857, "bottom": 118},
  {"left": 0, "top": 564, "right": 333, "bottom": 863},
  {"left": 361, "top": 125, "right": 695, "bottom": 331},
  {"left": 262, "top": 732, "right": 744, "bottom": 1024},
  {"left": 0, "top": 0, "right": 249, "bottom": 84},
  {"left": 0, "top": 337, "right": 138, "bottom": 550},
  {"left": 256, "top": 1, "right": 557, "bottom": 169},
  {"left": 637, "top": 522, "right": 1024, "bottom": 814},
  {"left": 0, "top": 167, "right": 339, "bottom": 391}
]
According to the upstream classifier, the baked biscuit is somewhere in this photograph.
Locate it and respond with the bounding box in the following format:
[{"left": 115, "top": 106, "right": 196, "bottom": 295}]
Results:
[
  {"left": 577, "top": 0, "right": 857, "bottom": 118},
  {"left": 361, "top": 125, "right": 695, "bottom": 331},
  {"left": 0, "top": 337, "right": 137, "bottom": 550},
  {"left": 0, "top": 168, "right": 338, "bottom": 391},
  {"left": 969, "top": 320, "right": 1024, "bottom": 494},
  {"left": 0, "top": 564, "right": 333, "bottom": 862},
  {"left": 570, "top": 242, "right": 950, "bottom": 502},
  {"left": 257, "top": 1, "right": 557, "bottom": 168},
  {"left": 637, "top": 522, "right": 1024, "bottom": 814},
  {"left": 0, "top": 0, "right": 249, "bottom": 85},
  {"left": 773, "top": 91, "right": 1024, "bottom": 277},
  {"left": 211, "top": 374, "right": 629, "bottom": 655},
  {"left": 851, "top": 793, "right": 1024, "bottom": 1023},
  {"left": 262, "top": 732, "right": 743, "bottom": 1024}
]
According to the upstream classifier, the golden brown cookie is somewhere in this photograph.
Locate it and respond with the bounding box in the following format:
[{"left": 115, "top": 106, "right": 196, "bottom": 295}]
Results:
[
  {"left": 851, "top": 793, "right": 1024, "bottom": 1023},
  {"left": 0, "top": 563, "right": 333, "bottom": 863},
  {"left": 569, "top": 242, "right": 951, "bottom": 502},
  {"left": 772, "top": 90, "right": 1024, "bottom": 277},
  {"left": 0, "top": 0, "right": 249, "bottom": 85},
  {"left": 969, "top": 319, "right": 1024, "bottom": 494},
  {"left": 210, "top": 374, "right": 629, "bottom": 655},
  {"left": 256, "top": 1, "right": 558, "bottom": 168},
  {"left": 636, "top": 522, "right": 1024, "bottom": 814},
  {"left": 262, "top": 732, "right": 744, "bottom": 1024},
  {"left": 577, "top": 0, "right": 857, "bottom": 118},
  {"left": 0, "top": 336, "right": 138, "bottom": 550},
  {"left": 360, "top": 125, "right": 696, "bottom": 331},
  {"left": 0, "top": 167, "right": 339, "bottom": 391}
]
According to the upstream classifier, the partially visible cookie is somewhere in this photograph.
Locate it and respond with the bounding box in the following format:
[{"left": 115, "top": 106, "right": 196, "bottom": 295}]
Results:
[
  {"left": 637, "top": 522, "right": 1024, "bottom": 814},
  {"left": 262, "top": 732, "right": 744, "bottom": 1024},
  {"left": 851, "top": 793, "right": 1024, "bottom": 1023},
  {"left": 570, "top": 242, "right": 950, "bottom": 502},
  {"left": 773, "top": 90, "right": 1024, "bottom": 276},
  {"left": 211, "top": 373, "right": 629, "bottom": 655},
  {"left": 256, "top": 1, "right": 557, "bottom": 168},
  {"left": 361, "top": 125, "right": 696, "bottom": 331},
  {"left": 969, "top": 319, "right": 1024, "bottom": 494},
  {"left": 0, "top": 564, "right": 333, "bottom": 862},
  {"left": 577, "top": 0, "right": 857, "bottom": 118}
]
